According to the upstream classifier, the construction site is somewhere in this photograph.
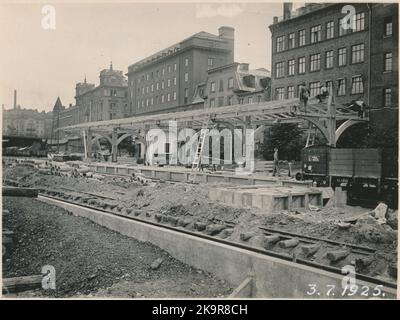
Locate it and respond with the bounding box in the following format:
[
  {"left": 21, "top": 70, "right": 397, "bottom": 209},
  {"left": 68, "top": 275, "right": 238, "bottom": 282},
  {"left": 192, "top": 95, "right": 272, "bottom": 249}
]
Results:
[
  {"left": 2, "top": 2, "right": 399, "bottom": 301},
  {"left": 2, "top": 96, "right": 398, "bottom": 299}
]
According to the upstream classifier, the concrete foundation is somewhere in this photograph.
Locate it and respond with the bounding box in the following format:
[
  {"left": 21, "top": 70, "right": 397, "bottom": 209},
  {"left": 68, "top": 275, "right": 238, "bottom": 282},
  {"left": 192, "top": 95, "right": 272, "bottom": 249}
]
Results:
[
  {"left": 39, "top": 196, "right": 396, "bottom": 299},
  {"left": 87, "top": 163, "right": 312, "bottom": 187},
  {"left": 209, "top": 186, "right": 323, "bottom": 212}
]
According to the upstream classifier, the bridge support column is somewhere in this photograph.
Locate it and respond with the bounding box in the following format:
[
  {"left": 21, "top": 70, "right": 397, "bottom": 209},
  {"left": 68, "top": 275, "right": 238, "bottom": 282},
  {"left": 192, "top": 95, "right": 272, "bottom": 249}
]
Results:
[
  {"left": 86, "top": 129, "right": 92, "bottom": 160},
  {"left": 244, "top": 124, "right": 256, "bottom": 173},
  {"left": 111, "top": 128, "right": 118, "bottom": 163},
  {"left": 326, "top": 95, "right": 336, "bottom": 147}
]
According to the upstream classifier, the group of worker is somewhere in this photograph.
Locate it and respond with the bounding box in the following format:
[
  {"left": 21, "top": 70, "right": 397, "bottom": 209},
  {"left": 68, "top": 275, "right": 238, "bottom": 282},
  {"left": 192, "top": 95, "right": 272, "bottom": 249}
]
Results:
[
  {"left": 298, "top": 82, "right": 330, "bottom": 112},
  {"left": 298, "top": 82, "right": 367, "bottom": 118}
]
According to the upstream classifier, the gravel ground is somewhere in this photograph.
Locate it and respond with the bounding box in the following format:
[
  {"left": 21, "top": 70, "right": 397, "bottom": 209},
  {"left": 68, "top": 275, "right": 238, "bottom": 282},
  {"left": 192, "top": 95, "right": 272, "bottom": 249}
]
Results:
[
  {"left": 2, "top": 197, "right": 232, "bottom": 298},
  {"left": 3, "top": 163, "right": 398, "bottom": 284}
]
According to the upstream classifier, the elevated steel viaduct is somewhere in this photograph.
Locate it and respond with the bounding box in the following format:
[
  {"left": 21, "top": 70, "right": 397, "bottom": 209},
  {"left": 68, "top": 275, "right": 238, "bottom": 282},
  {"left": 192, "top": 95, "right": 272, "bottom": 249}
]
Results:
[{"left": 59, "top": 96, "right": 368, "bottom": 163}]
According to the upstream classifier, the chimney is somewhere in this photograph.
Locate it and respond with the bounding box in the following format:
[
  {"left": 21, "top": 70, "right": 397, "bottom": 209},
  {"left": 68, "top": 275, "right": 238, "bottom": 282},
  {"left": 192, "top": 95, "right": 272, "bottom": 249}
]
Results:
[
  {"left": 283, "top": 2, "right": 293, "bottom": 20},
  {"left": 273, "top": 16, "right": 278, "bottom": 24},
  {"left": 13, "top": 89, "right": 17, "bottom": 109},
  {"left": 218, "top": 26, "right": 235, "bottom": 40}
]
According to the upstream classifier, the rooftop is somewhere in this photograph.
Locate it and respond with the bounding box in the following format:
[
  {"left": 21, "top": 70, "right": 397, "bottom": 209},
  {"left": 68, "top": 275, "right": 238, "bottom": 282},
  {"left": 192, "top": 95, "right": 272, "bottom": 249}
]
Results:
[
  {"left": 271, "top": 3, "right": 334, "bottom": 26},
  {"left": 127, "top": 27, "right": 234, "bottom": 73}
]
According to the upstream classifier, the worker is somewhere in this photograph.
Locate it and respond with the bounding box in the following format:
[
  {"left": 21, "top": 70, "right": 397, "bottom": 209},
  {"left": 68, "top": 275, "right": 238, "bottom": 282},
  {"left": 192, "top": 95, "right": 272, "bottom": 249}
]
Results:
[
  {"left": 353, "top": 100, "right": 366, "bottom": 118},
  {"left": 272, "top": 147, "right": 280, "bottom": 177},
  {"left": 299, "top": 83, "right": 310, "bottom": 113},
  {"left": 316, "top": 84, "right": 328, "bottom": 103}
]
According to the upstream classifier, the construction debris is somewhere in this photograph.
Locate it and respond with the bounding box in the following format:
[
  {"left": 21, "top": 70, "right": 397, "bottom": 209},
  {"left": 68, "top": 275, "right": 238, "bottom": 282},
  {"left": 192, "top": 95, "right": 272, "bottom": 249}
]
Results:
[
  {"left": 326, "top": 249, "right": 350, "bottom": 263},
  {"left": 374, "top": 202, "right": 388, "bottom": 224},
  {"left": 3, "top": 161, "right": 397, "bottom": 285},
  {"left": 336, "top": 222, "right": 352, "bottom": 230},
  {"left": 300, "top": 243, "right": 321, "bottom": 257},
  {"left": 240, "top": 232, "right": 254, "bottom": 241},
  {"left": 308, "top": 205, "right": 320, "bottom": 212},
  {"left": 150, "top": 258, "right": 164, "bottom": 270},
  {"left": 263, "top": 235, "right": 281, "bottom": 247},
  {"left": 278, "top": 238, "right": 299, "bottom": 249},
  {"left": 205, "top": 224, "right": 226, "bottom": 236},
  {"left": 355, "top": 256, "right": 374, "bottom": 270}
]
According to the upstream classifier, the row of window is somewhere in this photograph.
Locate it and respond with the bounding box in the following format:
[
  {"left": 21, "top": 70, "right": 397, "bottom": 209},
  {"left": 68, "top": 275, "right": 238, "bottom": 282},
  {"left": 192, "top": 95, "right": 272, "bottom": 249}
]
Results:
[
  {"left": 209, "top": 95, "right": 264, "bottom": 107},
  {"left": 275, "top": 76, "right": 365, "bottom": 100},
  {"left": 276, "top": 45, "right": 364, "bottom": 78},
  {"left": 103, "top": 88, "right": 127, "bottom": 98},
  {"left": 276, "top": 49, "right": 393, "bottom": 78},
  {"left": 210, "top": 77, "right": 234, "bottom": 93},
  {"left": 136, "top": 88, "right": 190, "bottom": 108},
  {"left": 137, "top": 92, "right": 177, "bottom": 108},
  {"left": 136, "top": 73, "right": 189, "bottom": 96},
  {"left": 276, "top": 12, "right": 366, "bottom": 52},
  {"left": 276, "top": 15, "right": 393, "bottom": 53},
  {"left": 137, "top": 59, "right": 189, "bottom": 83},
  {"left": 135, "top": 57, "right": 214, "bottom": 84}
]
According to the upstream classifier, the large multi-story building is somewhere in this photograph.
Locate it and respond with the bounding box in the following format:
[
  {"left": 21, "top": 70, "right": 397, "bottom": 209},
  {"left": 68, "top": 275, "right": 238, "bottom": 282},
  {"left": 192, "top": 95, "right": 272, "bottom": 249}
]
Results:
[
  {"left": 2, "top": 90, "right": 53, "bottom": 138},
  {"left": 204, "top": 62, "right": 271, "bottom": 108},
  {"left": 74, "top": 63, "right": 129, "bottom": 122},
  {"left": 369, "top": 4, "right": 398, "bottom": 127},
  {"left": 54, "top": 63, "right": 129, "bottom": 133},
  {"left": 269, "top": 2, "right": 398, "bottom": 128},
  {"left": 126, "top": 27, "right": 235, "bottom": 115},
  {"left": 2, "top": 108, "right": 53, "bottom": 138}
]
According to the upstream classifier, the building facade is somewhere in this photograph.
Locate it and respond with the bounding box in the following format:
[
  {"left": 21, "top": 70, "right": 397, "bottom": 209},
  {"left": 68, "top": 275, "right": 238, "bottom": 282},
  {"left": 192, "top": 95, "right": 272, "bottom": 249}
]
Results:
[
  {"left": 2, "top": 107, "right": 53, "bottom": 138},
  {"left": 369, "top": 3, "right": 398, "bottom": 127},
  {"left": 204, "top": 62, "right": 271, "bottom": 108},
  {"left": 55, "top": 63, "right": 129, "bottom": 133},
  {"left": 74, "top": 63, "right": 129, "bottom": 122},
  {"left": 126, "top": 27, "right": 235, "bottom": 116},
  {"left": 269, "top": 2, "right": 398, "bottom": 128}
]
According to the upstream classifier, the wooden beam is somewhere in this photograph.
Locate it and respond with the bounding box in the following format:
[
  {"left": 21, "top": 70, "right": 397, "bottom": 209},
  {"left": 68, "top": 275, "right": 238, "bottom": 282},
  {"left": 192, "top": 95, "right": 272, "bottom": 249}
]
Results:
[
  {"left": 2, "top": 187, "right": 38, "bottom": 198},
  {"left": 60, "top": 98, "right": 299, "bottom": 131},
  {"left": 2, "top": 275, "right": 43, "bottom": 294}
]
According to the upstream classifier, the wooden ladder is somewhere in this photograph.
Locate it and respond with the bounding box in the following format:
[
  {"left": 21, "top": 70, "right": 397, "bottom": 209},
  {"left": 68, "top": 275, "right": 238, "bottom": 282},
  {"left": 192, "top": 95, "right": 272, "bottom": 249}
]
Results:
[
  {"left": 305, "top": 126, "right": 317, "bottom": 148},
  {"left": 188, "top": 116, "right": 211, "bottom": 182}
]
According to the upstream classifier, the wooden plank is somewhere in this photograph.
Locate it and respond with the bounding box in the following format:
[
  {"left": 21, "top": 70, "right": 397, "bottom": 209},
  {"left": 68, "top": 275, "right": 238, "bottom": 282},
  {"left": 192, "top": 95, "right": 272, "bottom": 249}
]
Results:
[
  {"left": 2, "top": 275, "right": 43, "bottom": 294},
  {"left": 2, "top": 187, "right": 38, "bottom": 198},
  {"left": 2, "top": 230, "right": 14, "bottom": 236}
]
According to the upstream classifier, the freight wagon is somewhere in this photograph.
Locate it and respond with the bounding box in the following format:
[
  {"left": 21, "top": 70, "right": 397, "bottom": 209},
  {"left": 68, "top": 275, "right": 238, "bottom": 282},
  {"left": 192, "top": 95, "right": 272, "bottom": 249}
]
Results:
[{"left": 296, "top": 147, "right": 398, "bottom": 208}]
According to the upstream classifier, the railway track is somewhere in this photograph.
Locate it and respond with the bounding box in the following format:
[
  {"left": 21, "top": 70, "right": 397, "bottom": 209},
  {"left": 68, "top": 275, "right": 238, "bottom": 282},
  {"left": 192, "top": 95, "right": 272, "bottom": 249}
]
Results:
[{"left": 37, "top": 189, "right": 397, "bottom": 290}]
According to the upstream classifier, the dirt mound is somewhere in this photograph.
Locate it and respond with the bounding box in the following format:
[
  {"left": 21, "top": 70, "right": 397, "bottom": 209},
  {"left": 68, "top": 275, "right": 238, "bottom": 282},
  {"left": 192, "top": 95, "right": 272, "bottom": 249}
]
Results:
[{"left": 354, "top": 215, "right": 397, "bottom": 244}]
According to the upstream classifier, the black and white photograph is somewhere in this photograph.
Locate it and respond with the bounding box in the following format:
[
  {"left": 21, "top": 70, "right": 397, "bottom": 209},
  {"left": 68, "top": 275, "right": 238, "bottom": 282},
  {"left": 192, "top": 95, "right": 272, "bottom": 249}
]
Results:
[{"left": 0, "top": 0, "right": 398, "bottom": 303}]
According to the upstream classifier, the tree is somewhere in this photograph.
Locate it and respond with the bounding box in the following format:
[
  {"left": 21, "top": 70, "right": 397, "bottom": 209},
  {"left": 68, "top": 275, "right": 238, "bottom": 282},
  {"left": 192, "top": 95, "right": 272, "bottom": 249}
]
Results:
[
  {"left": 260, "top": 123, "right": 305, "bottom": 161},
  {"left": 337, "top": 123, "right": 398, "bottom": 149},
  {"left": 336, "top": 123, "right": 369, "bottom": 148},
  {"left": 118, "top": 135, "right": 136, "bottom": 156}
]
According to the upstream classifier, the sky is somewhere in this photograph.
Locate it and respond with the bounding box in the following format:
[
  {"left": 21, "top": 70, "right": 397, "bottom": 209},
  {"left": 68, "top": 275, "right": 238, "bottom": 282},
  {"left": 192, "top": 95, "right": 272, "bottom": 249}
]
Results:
[{"left": 0, "top": 1, "right": 288, "bottom": 112}]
